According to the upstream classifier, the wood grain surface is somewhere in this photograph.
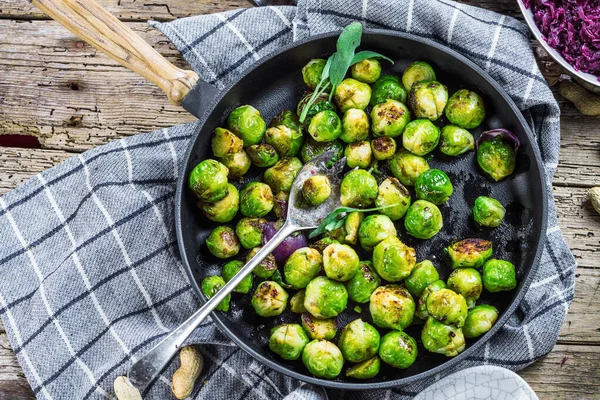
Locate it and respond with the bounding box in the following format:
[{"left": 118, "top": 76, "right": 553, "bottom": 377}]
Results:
[{"left": 0, "top": 0, "right": 598, "bottom": 399}]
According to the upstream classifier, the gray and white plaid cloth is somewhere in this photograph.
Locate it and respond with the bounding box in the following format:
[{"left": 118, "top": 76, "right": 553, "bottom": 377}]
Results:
[{"left": 0, "top": 0, "right": 577, "bottom": 398}]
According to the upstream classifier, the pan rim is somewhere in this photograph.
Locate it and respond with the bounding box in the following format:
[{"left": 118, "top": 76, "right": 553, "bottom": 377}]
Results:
[{"left": 174, "top": 28, "right": 548, "bottom": 390}]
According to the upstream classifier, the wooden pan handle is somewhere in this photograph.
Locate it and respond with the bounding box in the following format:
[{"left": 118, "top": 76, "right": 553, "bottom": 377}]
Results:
[{"left": 32, "top": 0, "right": 199, "bottom": 105}]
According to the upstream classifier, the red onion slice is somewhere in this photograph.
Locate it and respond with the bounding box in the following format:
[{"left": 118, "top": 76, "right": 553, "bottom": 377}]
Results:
[{"left": 263, "top": 221, "right": 309, "bottom": 265}]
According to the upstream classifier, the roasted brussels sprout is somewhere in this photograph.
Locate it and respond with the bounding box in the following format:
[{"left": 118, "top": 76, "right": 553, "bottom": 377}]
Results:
[
  {"left": 358, "top": 214, "right": 397, "bottom": 252},
  {"left": 415, "top": 169, "right": 454, "bottom": 205},
  {"left": 264, "top": 157, "right": 303, "bottom": 193},
  {"left": 371, "top": 99, "right": 411, "bottom": 137},
  {"left": 219, "top": 150, "right": 251, "bottom": 180},
  {"left": 246, "top": 144, "right": 280, "bottom": 167},
  {"left": 340, "top": 109, "right": 370, "bottom": 143},
  {"left": 344, "top": 141, "right": 373, "bottom": 169},
  {"left": 463, "top": 304, "right": 499, "bottom": 338},
  {"left": 439, "top": 125, "right": 475, "bottom": 156},
  {"left": 371, "top": 75, "right": 407, "bottom": 106},
  {"left": 310, "top": 237, "right": 340, "bottom": 253},
  {"left": 416, "top": 279, "right": 447, "bottom": 320},
  {"left": 482, "top": 259, "right": 517, "bottom": 292},
  {"left": 346, "top": 356, "right": 381, "bottom": 379},
  {"left": 351, "top": 58, "right": 382, "bottom": 83},
  {"left": 302, "top": 340, "right": 344, "bottom": 379},
  {"left": 212, "top": 127, "right": 244, "bottom": 157},
  {"left": 297, "top": 92, "right": 336, "bottom": 124},
  {"left": 445, "top": 89, "right": 486, "bottom": 129},
  {"left": 251, "top": 281, "right": 288, "bottom": 317},
  {"left": 426, "top": 288, "right": 468, "bottom": 327},
  {"left": 421, "top": 316, "right": 465, "bottom": 357},
  {"left": 473, "top": 196, "right": 506, "bottom": 227},
  {"left": 222, "top": 260, "right": 252, "bottom": 294},
  {"left": 402, "top": 61, "right": 436, "bottom": 91},
  {"left": 199, "top": 183, "right": 239, "bottom": 223},
  {"left": 344, "top": 211, "right": 364, "bottom": 245},
  {"left": 333, "top": 78, "right": 372, "bottom": 112},
  {"left": 477, "top": 136, "right": 516, "bottom": 181},
  {"left": 290, "top": 291, "right": 307, "bottom": 313},
  {"left": 240, "top": 182, "right": 274, "bottom": 217},
  {"left": 189, "top": 159, "right": 229, "bottom": 202},
  {"left": 301, "top": 312, "right": 338, "bottom": 340},
  {"left": 402, "top": 119, "right": 441, "bottom": 156},
  {"left": 270, "top": 324, "right": 310, "bottom": 360},
  {"left": 371, "top": 137, "right": 397, "bottom": 160},
  {"left": 447, "top": 268, "right": 483, "bottom": 309},
  {"left": 404, "top": 200, "right": 443, "bottom": 239},
  {"left": 302, "top": 175, "right": 332, "bottom": 206},
  {"left": 340, "top": 169, "right": 378, "bottom": 208},
  {"left": 201, "top": 276, "right": 230, "bottom": 312},
  {"left": 323, "top": 243, "right": 360, "bottom": 282},
  {"left": 300, "top": 138, "right": 344, "bottom": 164},
  {"left": 304, "top": 276, "right": 348, "bottom": 319},
  {"left": 308, "top": 110, "right": 343, "bottom": 143},
  {"left": 405, "top": 260, "right": 440, "bottom": 298},
  {"left": 284, "top": 247, "right": 323, "bottom": 289},
  {"left": 345, "top": 261, "right": 381, "bottom": 303},
  {"left": 373, "top": 236, "right": 416, "bottom": 282},
  {"left": 302, "top": 58, "right": 327, "bottom": 90},
  {"left": 235, "top": 217, "right": 265, "bottom": 249},
  {"left": 388, "top": 151, "right": 430, "bottom": 186},
  {"left": 246, "top": 246, "right": 278, "bottom": 278},
  {"left": 369, "top": 285, "right": 415, "bottom": 330},
  {"left": 446, "top": 238, "right": 493, "bottom": 269},
  {"left": 375, "top": 177, "right": 411, "bottom": 220},
  {"left": 379, "top": 331, "right": 418, "bottom": 369},
  {"left": 408, "top": 81, "right": 448, "bottom": 121},
  {"left": 265, "top": 110, "right": 304, "bottom": 157},
  {"left": 338, "top": 318, "right": 380, "bottom": 363},
  {"left": 227, "top": 105, "right": 266, "bottom": 146},
  {"left": 206, "top": 226, "right": 240, "bottom": 259}
]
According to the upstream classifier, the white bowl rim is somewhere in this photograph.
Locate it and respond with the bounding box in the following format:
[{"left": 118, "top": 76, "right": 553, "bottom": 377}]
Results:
[{"left": 517, "top": 0, "right": 600, "bottom": 88}]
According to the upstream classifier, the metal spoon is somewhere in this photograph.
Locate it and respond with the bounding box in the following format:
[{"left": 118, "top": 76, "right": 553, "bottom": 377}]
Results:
[{"left": 128, "top": 151, "right": 345, "bottom": 388}]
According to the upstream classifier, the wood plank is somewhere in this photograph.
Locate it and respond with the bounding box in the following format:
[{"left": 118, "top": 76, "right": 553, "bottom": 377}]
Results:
[
  {"left": 0, "top": 327, "right": 34, "bottom": 399},
  {"left": 0, "top": 20, "right": 196, "bottom": 151},
  {"left": 559, "top": 267, "right": 600, "bottom": 344},
  {"left": 0, "top": 147, "right": 72, "bottom": 195},
  {"left": 2, "top": 19, "right": 598, "bottom": 154},
  {"left": 553, "top": 119, "right": 600, "bottom": 188},
  {"left": 0, "top": 0, "right": 251, "bottom": 21},
  {"left": 519, "top": 344, "right": 600, "bottom": 400},
  {"left": 554, "top": 186, "right": 600, "bottom": 270}
]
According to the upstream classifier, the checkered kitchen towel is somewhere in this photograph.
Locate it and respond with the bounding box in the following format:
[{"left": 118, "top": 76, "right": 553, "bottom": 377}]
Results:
[{"left": 0, "top": 0, "right": 576, "bottom": 398}]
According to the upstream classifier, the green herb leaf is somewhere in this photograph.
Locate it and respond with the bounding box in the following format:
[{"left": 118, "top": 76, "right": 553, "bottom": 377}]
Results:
[
  {"left": 321, "top": 54, "right": 334, "bottom": 81},
  {"left": 309, "top": 202, "right": 400, "bottom": 239},
  {"left": 309, "top": 206, "right": 355, "bottom": 239},
  {"left": 351, "top": 50, "right": 394, "bottom": 65},
  {"left": 328, "top": 22, "right": 363, "bottom": 89}
]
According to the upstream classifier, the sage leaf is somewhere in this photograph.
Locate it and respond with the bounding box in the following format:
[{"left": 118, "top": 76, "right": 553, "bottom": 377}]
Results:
[
  {"left": 309, "top": 202, "right": 400, "bottom": 239},
  {"left": 351, "top": 50, "right": 394, "bottom": 65},
  {"left": 329, "top": 22, "right": 363, "bottom": 88}
]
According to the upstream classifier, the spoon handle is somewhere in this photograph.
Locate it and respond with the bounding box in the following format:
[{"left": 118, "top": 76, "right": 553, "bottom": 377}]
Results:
[{"left": 128, "top": 222, "right": 298, "bottom": 388}]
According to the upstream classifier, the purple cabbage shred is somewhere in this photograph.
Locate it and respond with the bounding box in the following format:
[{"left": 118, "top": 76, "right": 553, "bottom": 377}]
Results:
[{"left": 523, "top": 0, "right": 600, "bottom": 80}]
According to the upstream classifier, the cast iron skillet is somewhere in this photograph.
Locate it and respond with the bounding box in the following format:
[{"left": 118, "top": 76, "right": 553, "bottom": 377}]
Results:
[
  {"left": 176, "top": 30, "right": 547, "bottom": 389},
  {"left": 33, "top": 0, "right": 546, "bottom": 390}
]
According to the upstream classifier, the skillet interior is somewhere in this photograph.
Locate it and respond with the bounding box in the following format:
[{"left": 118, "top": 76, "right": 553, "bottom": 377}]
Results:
[{"left": 175, "top": 30, "right": 547, "bottom": 389}]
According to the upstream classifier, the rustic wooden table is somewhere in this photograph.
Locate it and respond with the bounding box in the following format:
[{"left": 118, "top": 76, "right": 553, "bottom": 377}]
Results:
[{"left": 0, "top": 0, "right": 598, "bottom": 398}]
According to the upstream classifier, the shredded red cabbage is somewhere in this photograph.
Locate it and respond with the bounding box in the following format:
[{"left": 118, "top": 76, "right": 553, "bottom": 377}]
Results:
[{"left": 523, "top": 0, "right": 600, "bottom": 80}]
